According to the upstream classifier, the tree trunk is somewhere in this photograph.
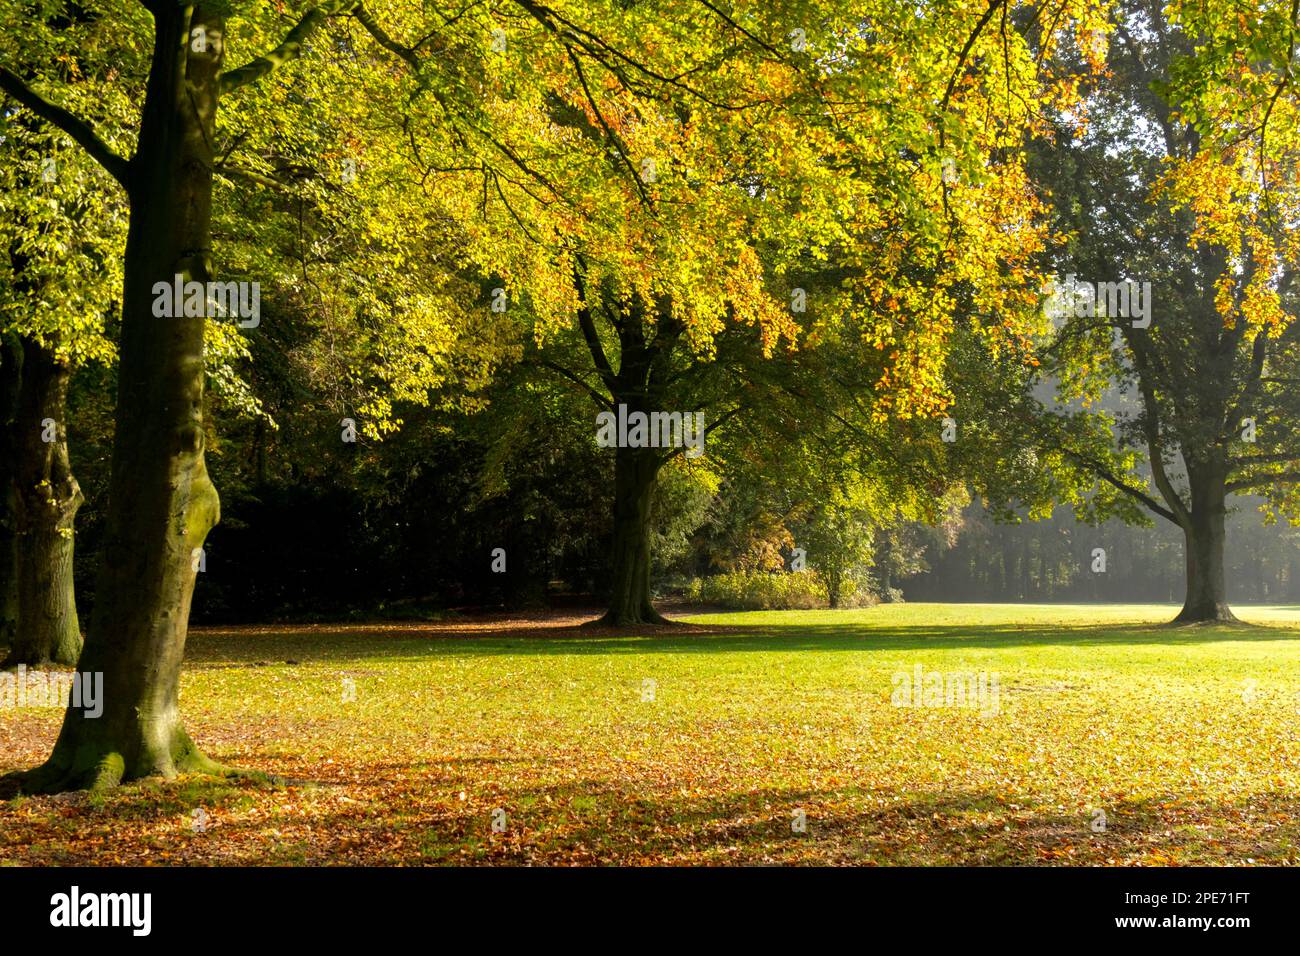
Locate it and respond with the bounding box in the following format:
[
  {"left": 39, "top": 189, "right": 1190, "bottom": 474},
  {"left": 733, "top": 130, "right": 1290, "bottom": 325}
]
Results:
[
  {"left": 598, "top": 447, "right": 668, "bottom": 626},
  {"left": 3, "top": 338, "right": 83, "bottom": 667},
  {"left": 9, "top": 7, "right": 227, "bottom": 793},
  {"left": 1174, "top": 466, "right": 1237, "bottom": 624},
  {"left": 0, "top": 335, "right": 20, "bottom": 655}
]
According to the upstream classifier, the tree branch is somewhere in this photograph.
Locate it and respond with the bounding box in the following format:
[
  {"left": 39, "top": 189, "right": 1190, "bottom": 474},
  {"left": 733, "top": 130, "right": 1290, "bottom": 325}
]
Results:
[
  {"left": 1228, "top": 451, "right": 1299, "bottom": 466},
  {"left": 941, "top": 0, "right": 1005, "bottom": 118},
  {"left": 1056, "top": 446, "right": 1179, "bottom": 524},
  {"left": 507, "top": 0, "right": 760, "bottom": 111},
  {"left": 1225, "top": 325, "right": 1270, "bottom": 429},
  {"left": 1123, "top": 326, "right": 1192, "bottom": 525},
  {"left": 1226, "top": 470, "right": 1300, "bottom": 493},
  {"left": 573, "top": 258, "right": 618, "bottom": 392},
  {"left": 219, "top": 0, "right": 356, "bottom": 94},
  {"left": 659, "top": 403, "right": 746, "bottom": 464},
  {"left": 693, "top": 0, "right": 781, "bottom": 57},
  {"left": 534, "top": 358, "right": 613, "bottom": 410},
  {"left": 567, "top": 49, "right": 653, "bottom": 209},
  {"left": 0, "top": 67, "right": 130, "bottom": 188},
  {"left": 350, "top": 2, "right": 421, "bottom": 67}
]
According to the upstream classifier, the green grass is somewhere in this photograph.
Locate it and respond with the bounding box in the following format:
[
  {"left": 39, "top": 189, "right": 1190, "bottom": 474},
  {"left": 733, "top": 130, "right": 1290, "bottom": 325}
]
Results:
[{"left": 3, "top": 603, "right": 1300, "bottom": 865}]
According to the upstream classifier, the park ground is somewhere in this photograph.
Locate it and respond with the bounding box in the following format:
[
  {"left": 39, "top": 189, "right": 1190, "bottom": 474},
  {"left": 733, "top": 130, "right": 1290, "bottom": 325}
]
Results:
[{"left": 2, "top": 603, "right": 1299, "bottom": 865}]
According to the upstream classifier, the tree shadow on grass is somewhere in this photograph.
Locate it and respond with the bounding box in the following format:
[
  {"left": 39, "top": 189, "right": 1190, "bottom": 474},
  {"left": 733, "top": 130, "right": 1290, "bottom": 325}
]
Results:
[
  {"left": 425, "top": 775, "right": 1296, "bottom": 865},
  {"left": 5, "top": 754, "right": 1295, "bottom": 865},
  {"left": 394, "top": 781, "right": 1300, "bottom": 866},
  {"left": 79, "top": 775, "right": 1297, "bottom": 866}
]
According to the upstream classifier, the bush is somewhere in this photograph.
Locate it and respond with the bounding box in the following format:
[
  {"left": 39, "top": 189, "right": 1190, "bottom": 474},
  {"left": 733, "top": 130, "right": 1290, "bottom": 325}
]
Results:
[
  {"left": 684, "top": 570, "right": 830, "bottom": 610},
  {"left": 834, "top": 581, "right": 880, "bottom": 608}
]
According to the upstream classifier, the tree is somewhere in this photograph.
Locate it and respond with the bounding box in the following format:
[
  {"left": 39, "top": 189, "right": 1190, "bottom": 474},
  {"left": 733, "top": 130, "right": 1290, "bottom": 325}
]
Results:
[
  {"left": 483, "top": 0, "right": 1109, "bottom": 623},
  {"left": 0, "top": 0, "right": 518, "bottom": 792},
  {"left": 797, "top": 487, "right": 875, "bottom": 608},
  {"left": 0, "top": 334, "right": 18, "bottom": 648},
  {"left": 1009, "top": 0, "right": 1300, "bottom": 623},
  {"left": 0, "top": 24, "right": 127, "bottom": 665}
]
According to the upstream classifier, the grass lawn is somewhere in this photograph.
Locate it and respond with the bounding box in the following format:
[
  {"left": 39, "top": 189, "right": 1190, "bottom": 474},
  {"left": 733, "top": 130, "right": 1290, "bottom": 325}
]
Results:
[{"left": 3, "top": 603, "right": 1300, "bottom": 865}]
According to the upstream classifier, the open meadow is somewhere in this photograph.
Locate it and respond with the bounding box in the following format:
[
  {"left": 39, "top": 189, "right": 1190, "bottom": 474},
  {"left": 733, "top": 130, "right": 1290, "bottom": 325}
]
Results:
[{"left": 4, "top": 603, "right": 1298, "bottom": 866}]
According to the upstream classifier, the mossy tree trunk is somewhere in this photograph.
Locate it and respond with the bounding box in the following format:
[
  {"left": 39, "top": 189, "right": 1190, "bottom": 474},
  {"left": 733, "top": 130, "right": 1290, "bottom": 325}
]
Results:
[
  {"left": 0, "top": 334, "right": 20, "bottom": 655},
  {"left": 4, "top": 337, "right": 83, "bottom": 667},
  {"left": 12, "top": 6, "right": 225, "bottom": 792}
]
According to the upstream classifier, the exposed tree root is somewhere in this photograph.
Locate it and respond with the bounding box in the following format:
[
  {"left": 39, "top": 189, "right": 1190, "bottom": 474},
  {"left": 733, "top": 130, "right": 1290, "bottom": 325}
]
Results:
[
  {"left": 1, "top": 727, "right": 280, "bottom": 796},
  {"left": 588, "top": 604, "right": 680, "bottom": 628},
  {"left": 1170, "top": 605, "right": 1241, "bottom": 626}
]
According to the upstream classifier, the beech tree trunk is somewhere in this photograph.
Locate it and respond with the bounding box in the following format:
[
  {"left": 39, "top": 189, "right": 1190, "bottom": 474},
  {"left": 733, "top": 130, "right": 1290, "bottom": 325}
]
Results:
[
  {"left": 4, "top": 337, "right": 83, "bottom": 667},
  {"left": 1174, "top": 465, "right": 1237, "bottom": 624},
  {"left": 599, "top": 446, "right": 667, "bottom": 626},
  {"left": 12, "top": 7, "right": 226, "bottom": 792},
  {"left": 0, "top": 335, "right": 19, "bottom": 654},
  {"left": 585, "top": 295, "right": 683, "bottom": 628}
]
